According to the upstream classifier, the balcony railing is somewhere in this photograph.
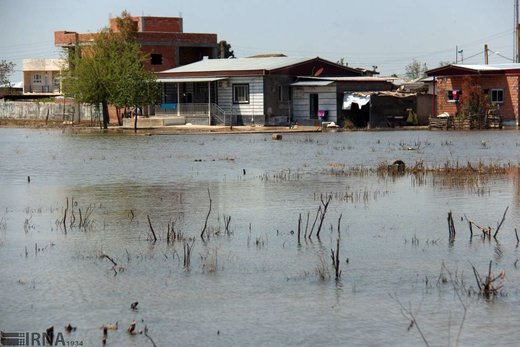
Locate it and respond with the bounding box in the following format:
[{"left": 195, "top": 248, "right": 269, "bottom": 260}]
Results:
[{"left": 25, "top": 85, "right": 62, "bottom": 94}]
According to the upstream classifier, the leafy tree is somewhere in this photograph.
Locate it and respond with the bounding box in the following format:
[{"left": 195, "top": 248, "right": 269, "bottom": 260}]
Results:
[
  {"left": 218, "top": 40, "right": 235, "bottom": 59},
  {"left": 458, "top": 76, "right": 490, "bottom": 116},
  {"left": 0, "top": 60, "right": 15, "bottom": 86},
  {"left": 64, "top": 11, "right": 159, "bottom": 129},
  {"left": 405, "top": 59, "right": 428, "bottom": 80}
]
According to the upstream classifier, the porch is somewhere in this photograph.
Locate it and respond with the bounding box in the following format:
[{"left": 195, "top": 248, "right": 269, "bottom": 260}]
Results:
[
  {"left": 155, "top": 102, "right": 231, "bottom": 125},
  {"left": 155, "top": 77, "right": 235, "bottom": 125}
]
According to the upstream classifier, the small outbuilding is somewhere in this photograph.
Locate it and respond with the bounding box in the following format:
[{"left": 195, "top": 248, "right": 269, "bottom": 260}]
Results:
[{"left": 426, "top": 63, "right": 520, "bottom": 127}]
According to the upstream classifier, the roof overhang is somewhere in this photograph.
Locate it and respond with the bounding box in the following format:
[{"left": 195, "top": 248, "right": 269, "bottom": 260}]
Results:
[
  {"left": 291, "top": 80, "right": 335, "bottom": 87},
  {"left": 426, "top": 64, "right": 520, "bottom": 77},
  {"left": 156, "top": 77, "right": 228, "bottom": 83}
]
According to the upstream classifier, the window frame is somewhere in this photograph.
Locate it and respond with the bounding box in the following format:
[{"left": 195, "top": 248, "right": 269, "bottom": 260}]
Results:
[
  {"left": 447, "top": 89, "right": 461, "bottom": 103},
  {"left": 32, "top": 74, "right": 42, "bottom": 84},
  {"left": 490, "top": 88, "right": 504, "bottom": 104},
  {"left": 150, "top": 53, "right": 163, "bottom": 65},
  {"left": 232, "top": 83, "right": 250, "bottom": 104}
]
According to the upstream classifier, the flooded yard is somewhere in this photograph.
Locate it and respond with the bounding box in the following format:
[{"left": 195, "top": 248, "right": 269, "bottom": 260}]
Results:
[{"left": 2, "top": 128, "right": 520, "bottom": 346}]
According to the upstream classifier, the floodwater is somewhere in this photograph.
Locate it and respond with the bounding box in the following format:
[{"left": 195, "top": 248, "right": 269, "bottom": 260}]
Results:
[{"left": 2, "top": 128, "right": 520, "bottom": 346}]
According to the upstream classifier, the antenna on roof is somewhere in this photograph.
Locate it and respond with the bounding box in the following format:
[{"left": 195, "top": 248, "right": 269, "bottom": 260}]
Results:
[{"left": 179, "top": 11, "right": 183, "bottom": 18}]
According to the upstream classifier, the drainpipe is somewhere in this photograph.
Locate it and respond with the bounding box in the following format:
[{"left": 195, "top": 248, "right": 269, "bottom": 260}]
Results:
[
  {"left": 432, "top": 77, "right": 436, "bottom": 118},
  {"left": 208, "top": 81, "right": 211, "bottom": 125},
  {"left": 177, "top": 82, "right": 180, "bottom": 117}
]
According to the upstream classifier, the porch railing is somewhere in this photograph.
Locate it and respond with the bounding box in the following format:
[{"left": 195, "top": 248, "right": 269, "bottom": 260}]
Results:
[{"left": 155, "top": 103, "right": 229, "bottom": 125}]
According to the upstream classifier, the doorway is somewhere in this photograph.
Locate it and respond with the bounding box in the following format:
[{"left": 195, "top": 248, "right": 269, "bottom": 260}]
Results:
[{"left": 310, "top": 94, "right": 319, "bottom": 119}]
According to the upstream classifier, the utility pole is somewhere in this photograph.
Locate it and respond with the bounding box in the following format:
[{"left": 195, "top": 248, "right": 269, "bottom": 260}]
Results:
[
  {"left": 484, "top": 44, "right": 489, "bottom": 64},
  {"left": 517, "top": 23, "right": 520, "bottom": 63},
  {"left": 456, "top": 46, "right": 463, "bottom": 64},
  {"left": 513, "top": 0, "right": 520, "bottom": 63}
]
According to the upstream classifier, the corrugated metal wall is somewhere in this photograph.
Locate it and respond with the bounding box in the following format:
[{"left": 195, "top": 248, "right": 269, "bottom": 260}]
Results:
[
  {"left": 292, "top": 85, "right": 337, "bottom": 123},
  {"left": 218, "top": 77, "right": 264, "bottom": 125}
]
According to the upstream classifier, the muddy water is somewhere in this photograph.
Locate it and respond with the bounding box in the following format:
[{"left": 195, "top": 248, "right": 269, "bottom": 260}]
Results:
[{"left": 2, "top": 128, "right": 520, "bottom": 346}]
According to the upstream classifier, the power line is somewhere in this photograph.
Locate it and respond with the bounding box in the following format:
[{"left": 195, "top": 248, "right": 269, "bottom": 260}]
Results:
[{"left": 488, "top": 48, "right": 515, "bottom": 62}]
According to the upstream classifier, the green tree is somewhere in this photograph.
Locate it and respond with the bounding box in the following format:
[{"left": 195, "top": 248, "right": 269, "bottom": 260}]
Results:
[
  {"left": 0, "top": 60, "right": 15, "bottom": 86},
  {"left": 64, "top": 11, "right": 159, "bottom": 129},
  {"left": 405, "top": 59, "right": 428, "bottom": 80},
  {"left": 218, "top": 40, "right": 235, "bottom": 59}
]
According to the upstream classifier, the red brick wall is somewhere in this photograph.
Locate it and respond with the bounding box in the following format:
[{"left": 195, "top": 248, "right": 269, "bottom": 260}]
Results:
[
  {"left": 142, "top": 17, "right": 183, "bottom": 33},
  {"left": 137, "top": 32, "right": 217, "bottom": 44},
  {"left": 110, "top": 17, "right": 139, "bottom": 32},
  {"left": 436, "top": 75, "right": 519, "bottom": 122},
  {"left": 54, "top": 31, "right": 79, "bottom": 45},
  {"left": 141, "top": 46, "right": 177, "bottom": 72},
  {"left": 109, "top": 16, "right": 183, "bottom": 33}
]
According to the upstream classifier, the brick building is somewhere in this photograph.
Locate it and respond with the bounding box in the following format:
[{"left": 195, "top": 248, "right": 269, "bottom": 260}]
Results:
[
  {"left": 54, "top": 16, "right": 218, "bottom": 73},
  {"left": 426, "top": 64, "right": 520, "bottom": 126}
]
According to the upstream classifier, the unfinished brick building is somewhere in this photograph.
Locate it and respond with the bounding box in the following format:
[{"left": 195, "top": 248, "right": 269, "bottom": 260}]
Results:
[{"left": 54, "top": 16, "right": 218, "bottom": 73}]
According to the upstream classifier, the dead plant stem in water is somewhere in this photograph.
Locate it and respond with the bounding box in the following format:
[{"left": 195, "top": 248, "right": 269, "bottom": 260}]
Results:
[{"left": 201, "top": 188, "right": 212, "bottom": 240}]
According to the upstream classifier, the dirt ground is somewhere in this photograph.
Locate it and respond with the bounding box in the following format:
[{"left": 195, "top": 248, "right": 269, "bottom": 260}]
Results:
[{"left": 0, "top": 118, "right": 324, "bottom": 134}]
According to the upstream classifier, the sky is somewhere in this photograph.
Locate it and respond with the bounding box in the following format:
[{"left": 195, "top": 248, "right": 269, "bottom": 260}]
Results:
[{"left": 0, "top": 0, "right": 516, "bottom": 82}]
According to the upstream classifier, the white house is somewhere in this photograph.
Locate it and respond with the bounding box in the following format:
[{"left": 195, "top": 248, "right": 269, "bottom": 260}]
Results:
[
  {"left": 23, "top": 59, "right": 67, "bottom": 96},
  {"left": 156, "top": 56, "right": 373, "bottom": 126}
]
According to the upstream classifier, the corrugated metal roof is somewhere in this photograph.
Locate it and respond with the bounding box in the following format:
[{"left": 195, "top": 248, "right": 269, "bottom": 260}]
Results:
[
  {"left": 291, "top": 81, "right": 334, "bottom": 87},
  {"left": 160, "top": 57, "right": 313, "bottom": 74},
  {"left": 427, "top": 63, "right": 520, "bottom": 76},
  {"left": 297, "top": 76, "right": 392, "bottom": 82},
  {"left": 156, "top": 77, "right": 227, "bottom": 83},
  {"left": 452, "top": 63, "right": 520, "bottom": 71}
]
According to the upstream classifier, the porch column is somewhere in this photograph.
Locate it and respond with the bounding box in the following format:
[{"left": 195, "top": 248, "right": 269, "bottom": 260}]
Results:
[
  {"left": 177, "top": 82, "right": 180, "bottom": 117},
  {"left": 208, "top": 81, "right": 211, "bottom": 125},
  {"left": 432, "top": 77, "right": 436, "bottom": 119}
]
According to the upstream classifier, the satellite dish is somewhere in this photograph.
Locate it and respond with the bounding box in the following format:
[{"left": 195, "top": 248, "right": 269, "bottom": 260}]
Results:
[{"left": 314, "top": 67, "right": 324, "bottom": 77}]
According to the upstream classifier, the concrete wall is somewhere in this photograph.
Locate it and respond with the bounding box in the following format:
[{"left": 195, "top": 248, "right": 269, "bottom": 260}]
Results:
[{"left": 0, "top": 101, "right": 96, "bottom": 122}]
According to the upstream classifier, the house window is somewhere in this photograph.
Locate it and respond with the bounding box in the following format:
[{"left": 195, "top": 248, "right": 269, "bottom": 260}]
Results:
[
  {"left": 447, "top": 89, "right": 461, "bottom": 103},
  {"left": 490, "top": 89, "right": 504, "bottom": 104},
  {"left": 151, "top": 54, "right": 163, "bottom": 65},
  {"left": 33, "top": 74, "right": 42, "bottom": 84},
  {"left": 233, "top": 84, "right": 249, "bottom": 104}
]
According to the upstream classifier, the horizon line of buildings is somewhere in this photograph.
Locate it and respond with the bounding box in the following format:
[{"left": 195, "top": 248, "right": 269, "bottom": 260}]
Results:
[{"left": 2, "top": 15, "right": 520, "bottom": 128}]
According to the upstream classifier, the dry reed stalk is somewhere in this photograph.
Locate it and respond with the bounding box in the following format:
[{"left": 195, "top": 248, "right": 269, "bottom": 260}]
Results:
[
  {"left": 471, "top": 260, "right": 505, "bottom": 299},
  {"left": 297, "top": 213, "right": 301, "bottom": 245},
  {"left": 316, "top": 194, "right": 332, "bottom": 239},
  {"left": 448, "top": 211, "right": 456, "bottom": 243},
  {"left": 201, "top": 188, "right": 212, "bottom": 239},
  {"left": 308, "top": 205, "right": 321, "bottom": 239},
  {"left": 147, "top": 215, "right": 157, "bottom": 242},
  {"left": 330, "top": 214, "right": 342, "bottom": 280}
]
